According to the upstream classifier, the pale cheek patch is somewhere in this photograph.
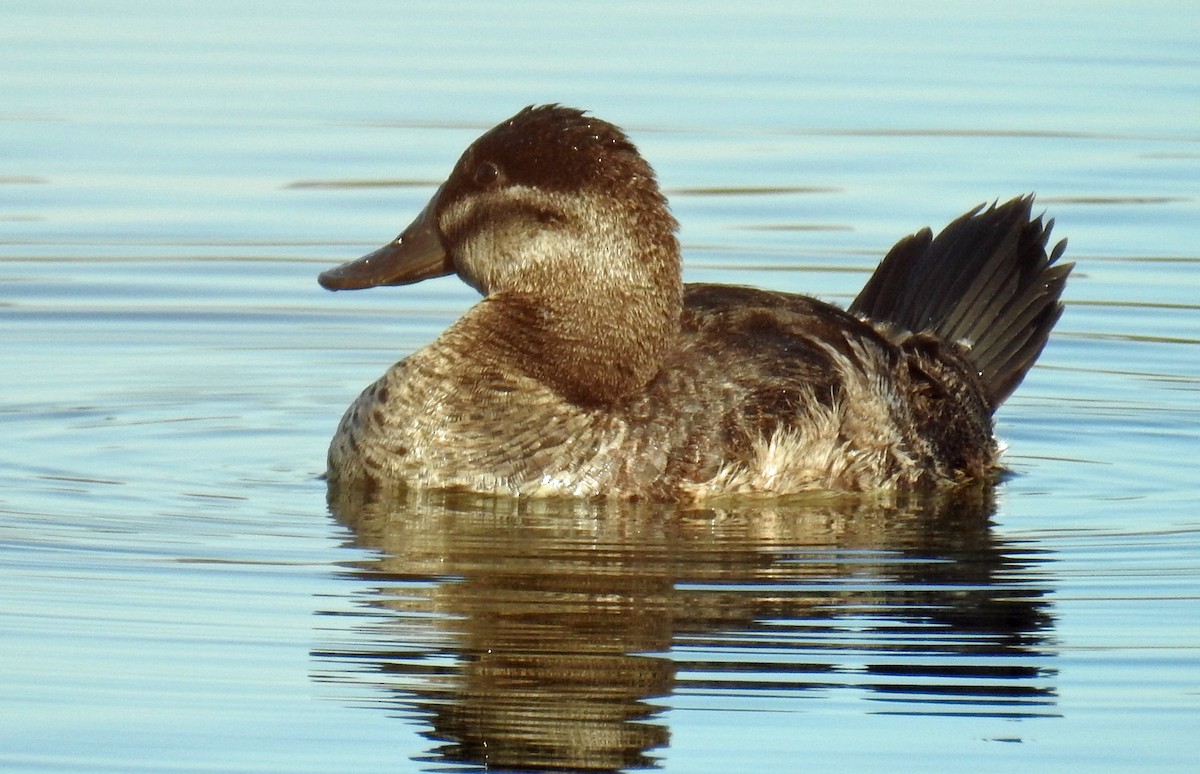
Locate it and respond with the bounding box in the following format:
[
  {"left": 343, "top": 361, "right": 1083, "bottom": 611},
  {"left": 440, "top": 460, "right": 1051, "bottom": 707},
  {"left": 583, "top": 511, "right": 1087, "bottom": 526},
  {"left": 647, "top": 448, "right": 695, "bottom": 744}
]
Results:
[{"left": 441, "top": 186, "right": 577, "bottom": 294}]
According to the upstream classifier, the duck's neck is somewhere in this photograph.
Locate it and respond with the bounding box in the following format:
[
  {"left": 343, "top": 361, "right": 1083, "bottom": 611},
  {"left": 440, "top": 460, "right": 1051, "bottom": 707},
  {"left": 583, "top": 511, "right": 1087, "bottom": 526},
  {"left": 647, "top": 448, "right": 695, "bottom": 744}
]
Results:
[{"left": 476, "top": 231, "right": 682, "bottom": 407}]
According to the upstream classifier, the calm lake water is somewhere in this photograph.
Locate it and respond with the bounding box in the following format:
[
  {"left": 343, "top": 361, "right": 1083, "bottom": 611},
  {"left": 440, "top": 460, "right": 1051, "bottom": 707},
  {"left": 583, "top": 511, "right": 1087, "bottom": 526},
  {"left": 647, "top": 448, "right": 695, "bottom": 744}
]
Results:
[{"left": 3, "top": 1, "right": 1198, "bottom": 772}]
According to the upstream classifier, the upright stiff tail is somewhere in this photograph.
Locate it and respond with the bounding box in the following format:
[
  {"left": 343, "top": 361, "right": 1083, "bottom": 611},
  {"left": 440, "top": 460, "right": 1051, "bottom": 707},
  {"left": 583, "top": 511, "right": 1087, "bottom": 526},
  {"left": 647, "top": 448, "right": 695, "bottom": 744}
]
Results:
[{"left": 849, "top": 195, "right": 1072, "bottom": 408}]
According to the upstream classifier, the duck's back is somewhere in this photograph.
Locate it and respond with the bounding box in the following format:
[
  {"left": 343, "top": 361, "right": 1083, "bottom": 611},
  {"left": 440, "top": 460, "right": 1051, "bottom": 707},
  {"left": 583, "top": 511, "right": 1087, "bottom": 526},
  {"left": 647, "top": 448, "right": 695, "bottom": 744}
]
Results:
[
  {"left": 635, "top": 196, "right": 1070, "bottom": 499},
  {"left": 630, "top": 284, "right": 994, "bottom": 498}
]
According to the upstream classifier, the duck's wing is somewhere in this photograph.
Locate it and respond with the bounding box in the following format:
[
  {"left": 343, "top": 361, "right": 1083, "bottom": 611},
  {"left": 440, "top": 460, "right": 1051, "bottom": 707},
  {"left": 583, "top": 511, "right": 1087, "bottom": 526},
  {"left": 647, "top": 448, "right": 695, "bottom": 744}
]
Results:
[{"left": 662, "top": 285, "right": 996, "bottom": 492}]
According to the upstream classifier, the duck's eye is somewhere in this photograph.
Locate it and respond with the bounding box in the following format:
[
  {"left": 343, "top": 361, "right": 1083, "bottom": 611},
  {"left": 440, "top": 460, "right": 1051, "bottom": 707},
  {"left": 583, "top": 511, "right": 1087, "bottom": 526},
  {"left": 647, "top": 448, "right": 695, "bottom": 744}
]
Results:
[{"left": 473, "top": 161, "right": 502, "bottom": 188}]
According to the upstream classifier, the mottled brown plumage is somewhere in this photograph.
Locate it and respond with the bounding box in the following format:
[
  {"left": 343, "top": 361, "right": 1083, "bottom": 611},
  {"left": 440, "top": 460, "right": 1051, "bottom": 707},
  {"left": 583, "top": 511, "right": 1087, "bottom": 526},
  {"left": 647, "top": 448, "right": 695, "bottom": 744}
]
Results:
[{"left": 318, "top": 105, "right": 1071, "bottom": 501}]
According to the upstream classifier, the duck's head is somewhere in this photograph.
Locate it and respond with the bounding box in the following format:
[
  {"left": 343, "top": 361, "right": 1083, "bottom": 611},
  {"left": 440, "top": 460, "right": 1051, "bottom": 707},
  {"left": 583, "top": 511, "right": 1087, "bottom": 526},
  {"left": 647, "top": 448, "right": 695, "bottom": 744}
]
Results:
[
  {"left": 320, "top": 105, "right": 685, "bottom": 405},
  {"left": 318, "top": 104, "right": 680, "bottom": 301}
]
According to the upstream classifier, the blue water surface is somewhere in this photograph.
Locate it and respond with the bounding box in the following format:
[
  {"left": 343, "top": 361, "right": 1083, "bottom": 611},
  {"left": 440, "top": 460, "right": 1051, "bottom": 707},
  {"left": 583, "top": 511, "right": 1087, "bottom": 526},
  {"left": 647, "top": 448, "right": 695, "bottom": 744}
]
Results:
[{"left": 2, "top": 1, "right": 1198, "bottom": 772}]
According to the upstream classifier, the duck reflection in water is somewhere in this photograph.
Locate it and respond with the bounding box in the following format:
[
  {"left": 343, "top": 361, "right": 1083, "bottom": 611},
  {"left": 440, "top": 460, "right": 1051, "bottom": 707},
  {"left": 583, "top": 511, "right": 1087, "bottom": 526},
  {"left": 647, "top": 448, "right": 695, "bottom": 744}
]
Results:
[{"left": 315, "top": 486, "right": 1056, "bottom": 772}]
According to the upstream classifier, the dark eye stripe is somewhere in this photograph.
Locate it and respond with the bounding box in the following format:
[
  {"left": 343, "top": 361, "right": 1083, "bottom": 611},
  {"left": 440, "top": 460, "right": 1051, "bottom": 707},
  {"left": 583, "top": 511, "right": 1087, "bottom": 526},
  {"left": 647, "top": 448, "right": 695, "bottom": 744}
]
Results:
[{"left": 442, "top": 196, "right": 563, "bottom": 244}]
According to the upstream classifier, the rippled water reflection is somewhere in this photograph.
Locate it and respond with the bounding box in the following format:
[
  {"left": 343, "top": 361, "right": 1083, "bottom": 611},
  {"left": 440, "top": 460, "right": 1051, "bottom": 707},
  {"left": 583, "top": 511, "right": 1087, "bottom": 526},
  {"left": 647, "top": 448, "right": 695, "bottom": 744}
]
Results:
[{"left": 315, "top": 486, "right": 1057, "bottom": 769}]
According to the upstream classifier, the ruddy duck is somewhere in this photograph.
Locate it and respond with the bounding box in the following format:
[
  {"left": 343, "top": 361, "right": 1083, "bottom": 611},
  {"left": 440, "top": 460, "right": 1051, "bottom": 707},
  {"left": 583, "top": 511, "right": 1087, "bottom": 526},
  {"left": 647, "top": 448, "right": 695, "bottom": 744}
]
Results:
[{"left": 319, "top": 105, "right": 1071, "bottom": 501}]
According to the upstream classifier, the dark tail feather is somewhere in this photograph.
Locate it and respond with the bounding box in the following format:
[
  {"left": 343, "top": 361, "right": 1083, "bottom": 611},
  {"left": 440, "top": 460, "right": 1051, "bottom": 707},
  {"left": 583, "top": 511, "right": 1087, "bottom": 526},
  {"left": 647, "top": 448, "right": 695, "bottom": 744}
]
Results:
[{"left": 849, "top": 195, "right": 1072, "bottom": 408}]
